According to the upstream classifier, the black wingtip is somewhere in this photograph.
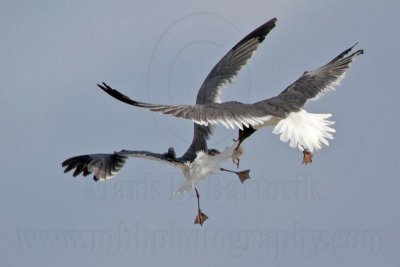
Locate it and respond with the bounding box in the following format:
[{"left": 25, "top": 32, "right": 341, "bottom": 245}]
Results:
[
  {"left": 328, "top": 43, "right": 363, "bottom": 64},
  {"left": 97, "top": 82, "right": 135, "bottom": 105},
  {"left": 97, "top": 82, "right": 109, "bottom": 92},
  {"left": 61, "top": 160, "right": 67, "bottom": 168},
  {"left": 232, "top": 17, "right": 277, "bottom": 49},
  {"left": 347, "top": 42, "right": 365, "bottom": 56},
  {"left": 254, "top": 17, "right": 277, "bottom": 40},
  {"left": 348, "top": 43, "right": 363, "bottom": 57},
  {"left": 350, "top": 43, "right": 365, "bottom": 56}
]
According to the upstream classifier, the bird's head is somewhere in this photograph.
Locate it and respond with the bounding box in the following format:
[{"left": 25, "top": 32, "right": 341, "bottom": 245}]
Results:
[
  {"left": 166, "top": 147, "right": 176, "bottom": 159},
  {"left": 207, "top": 148, "right": 220, "bottom": 156}
]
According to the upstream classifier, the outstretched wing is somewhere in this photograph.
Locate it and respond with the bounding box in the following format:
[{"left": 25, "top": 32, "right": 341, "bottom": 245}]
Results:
[
  {"left": 62, "top": 150, "right": 180, "bottom": 181},
  {"left": 98, "top": 18, "right": 276, "bottom": 142},
  {"left": 187, "top": 18, "right": 276, "bottom": 157},
  {"left": 277, "top": 43, "right": 363, "bottom": 110},
  {"left": 93, "top": 87, "right": 282, "bottom": 130},
  {"left": 195, "top": 17, "right": 277, "bottom": 105},
  {"left": 97, "top": 45, "right": 363, "bottom": 130}
]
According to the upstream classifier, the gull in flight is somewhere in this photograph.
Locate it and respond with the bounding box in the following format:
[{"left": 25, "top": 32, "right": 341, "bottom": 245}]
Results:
[
  {"left": 99, "top": 41, "right": 363, "bottom": 164},
  {"left": 62, "top": 18, "right": 277, "bottom": 225}
]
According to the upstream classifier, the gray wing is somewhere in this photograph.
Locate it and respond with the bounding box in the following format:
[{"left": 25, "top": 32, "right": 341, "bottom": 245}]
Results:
[
  {"left": 97, "top": 45, "right": 363, "bottom": 130},
  {"left": 195, "top": 17, "right": 277, "bottom": 105},
  {"left": 97, "top": 83, "right": 269, "bottom": 129},
  {"left": 277, "top": 44, "right": 364, "bottom": 109},
  {"left": 183, "top": 18, "right": 276, "bottom": 158},
  {"left": 62, "top": 150, "right": 179, "bottom": 181},
  {"left": 97, "top": 19, "right": 276, "bottom": 142}
]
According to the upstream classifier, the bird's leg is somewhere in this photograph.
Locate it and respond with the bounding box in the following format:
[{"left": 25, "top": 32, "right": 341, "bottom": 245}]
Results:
[
  {"left": 234, "top": 126, "right": 256, "bottom": 149},
  {"left": 220, "top": 168, "right": 251, "bottom": 184},
  {"left": 194, "top": 188, "right": 208, "bottom": 226},
  {"left": 232, "top": 126, "right": 255, "bottom": 168},
  {"left": 231, "top": 145, "right": 244, "bottom": 168},
  {"left": 302, "top": 146, "right": 313, "bottom": 165}
]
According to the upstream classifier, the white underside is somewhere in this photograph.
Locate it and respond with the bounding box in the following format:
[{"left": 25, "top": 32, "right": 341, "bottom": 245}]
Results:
[
  {"left": 272, "top": 109, "right": 336, "bottom": 152},
  {"left": 88, "top": 163, "right": 119, "bottom": 181},
  {"left": 176, "top": 141, "right": 240, "bottom": 193}
]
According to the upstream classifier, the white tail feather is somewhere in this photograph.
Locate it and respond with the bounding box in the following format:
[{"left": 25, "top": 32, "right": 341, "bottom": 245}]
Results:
[{"left": 272, "top": 109, "right": 336, "bottom": 152}]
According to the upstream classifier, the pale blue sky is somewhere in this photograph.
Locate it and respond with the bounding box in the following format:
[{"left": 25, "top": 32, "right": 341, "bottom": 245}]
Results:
[{"left": 1, "top": 0, "right": 399, "bottom": 266}]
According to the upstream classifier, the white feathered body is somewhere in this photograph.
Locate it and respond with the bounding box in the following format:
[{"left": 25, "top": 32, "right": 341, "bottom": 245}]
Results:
[{"left": 176, "top": 141, "right": 239, "bottom": 193}]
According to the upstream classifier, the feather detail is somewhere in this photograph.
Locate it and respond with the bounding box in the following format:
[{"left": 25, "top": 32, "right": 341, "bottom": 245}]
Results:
[{"left": 272, "top": 109, "right": 336, "bottom": 152}]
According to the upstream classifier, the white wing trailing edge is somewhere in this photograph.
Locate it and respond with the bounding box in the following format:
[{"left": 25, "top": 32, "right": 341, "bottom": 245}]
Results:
[{"left": 97, "top": 44, "right": 362, "bottom": 152}]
